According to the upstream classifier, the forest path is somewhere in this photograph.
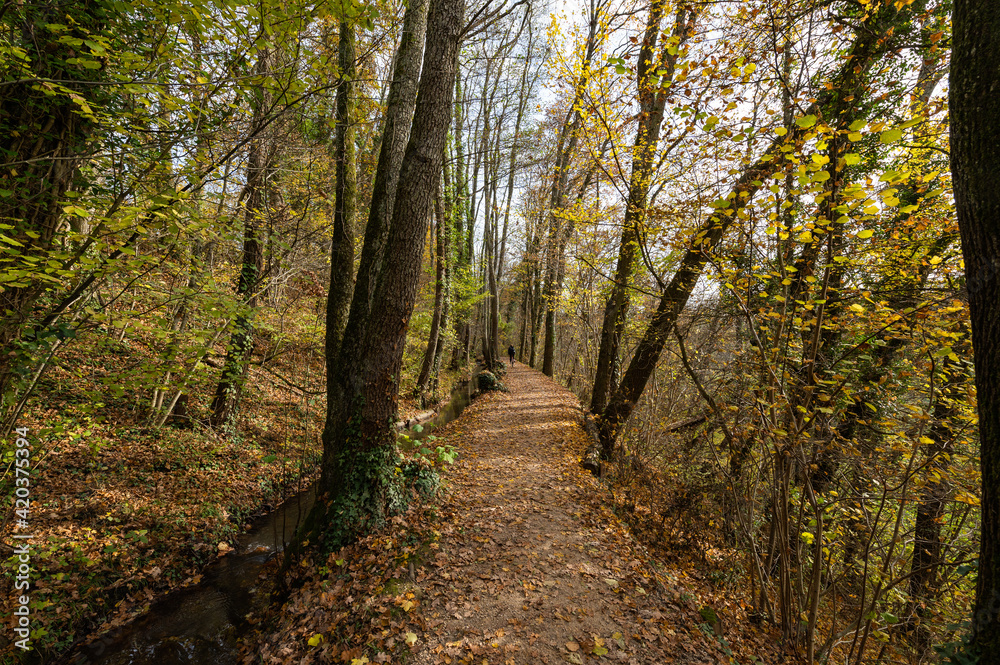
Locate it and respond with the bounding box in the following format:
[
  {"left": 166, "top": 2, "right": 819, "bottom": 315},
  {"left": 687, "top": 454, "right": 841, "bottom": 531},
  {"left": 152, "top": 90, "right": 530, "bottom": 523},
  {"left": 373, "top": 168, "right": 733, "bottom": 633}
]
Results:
[{"left": 410, "top": 363, "right": 721, "bottom": 665}]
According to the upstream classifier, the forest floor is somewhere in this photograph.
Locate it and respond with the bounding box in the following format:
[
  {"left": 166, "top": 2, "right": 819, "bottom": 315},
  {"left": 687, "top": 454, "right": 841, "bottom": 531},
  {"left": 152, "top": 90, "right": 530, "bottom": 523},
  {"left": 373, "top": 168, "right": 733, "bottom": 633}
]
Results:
[
  {"left": 250, "top": 364, "right": 777, "bottom": 665},
  {"left": 0, "top": 325, "right": 457, "bottom": 662}
]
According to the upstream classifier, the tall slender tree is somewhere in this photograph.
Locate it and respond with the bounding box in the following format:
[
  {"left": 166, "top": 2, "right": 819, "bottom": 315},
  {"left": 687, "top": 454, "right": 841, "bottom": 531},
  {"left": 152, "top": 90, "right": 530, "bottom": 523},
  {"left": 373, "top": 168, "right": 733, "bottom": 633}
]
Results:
[
  {"left": 951, "top": 0, "right": 1000, "bottom": 658},
  {"left": 541, "top": 0, "right": 606, "bottom": 376},
  {"left": 306, "top": 0, "right": 464, "bottom": 548},
  {"left": 591, "top": 1, "right": 696, "bottom": 413},
  {"left": 210, "top": 49, "right": 276, "bottom": 429},
  {"left": 325, "top": 20, "right": 359, "bottom": 365}
]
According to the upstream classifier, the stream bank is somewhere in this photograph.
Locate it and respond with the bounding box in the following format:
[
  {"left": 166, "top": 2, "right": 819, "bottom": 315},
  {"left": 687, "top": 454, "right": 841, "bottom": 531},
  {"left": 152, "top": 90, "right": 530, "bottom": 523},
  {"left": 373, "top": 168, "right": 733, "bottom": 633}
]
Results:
[{"left": 59, "top": 377, "right": 477, "bottom": 665}]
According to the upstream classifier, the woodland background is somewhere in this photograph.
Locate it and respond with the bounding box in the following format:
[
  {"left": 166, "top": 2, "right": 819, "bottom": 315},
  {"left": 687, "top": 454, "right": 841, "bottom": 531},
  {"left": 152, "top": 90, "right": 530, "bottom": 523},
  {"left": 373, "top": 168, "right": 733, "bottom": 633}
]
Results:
[{"left": 0, "top": 0, "right": 988, "bottom": 662}]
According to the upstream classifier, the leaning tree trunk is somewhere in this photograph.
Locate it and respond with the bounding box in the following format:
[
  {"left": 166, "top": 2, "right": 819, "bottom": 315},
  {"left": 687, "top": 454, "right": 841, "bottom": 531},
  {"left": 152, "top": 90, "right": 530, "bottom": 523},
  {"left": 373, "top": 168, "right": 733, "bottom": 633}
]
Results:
[
  {"left": 950, "top": 0, "right": 1000, "bottom": 659},
  {"left": 591, "top": 1, "right": 694, "bottom": 413},
  {"left": 305, "top": 0, "right": 464, "bottom": 549},
  {"left": 596, "top": 0, "right": 915, "bottom": 459}
]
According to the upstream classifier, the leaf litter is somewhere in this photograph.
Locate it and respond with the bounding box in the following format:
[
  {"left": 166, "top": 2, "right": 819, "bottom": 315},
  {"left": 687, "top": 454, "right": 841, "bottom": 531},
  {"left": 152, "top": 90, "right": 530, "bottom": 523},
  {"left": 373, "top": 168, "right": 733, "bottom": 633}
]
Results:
[{"left": 246, "top": 364, "right": 726, "bottom": 664}]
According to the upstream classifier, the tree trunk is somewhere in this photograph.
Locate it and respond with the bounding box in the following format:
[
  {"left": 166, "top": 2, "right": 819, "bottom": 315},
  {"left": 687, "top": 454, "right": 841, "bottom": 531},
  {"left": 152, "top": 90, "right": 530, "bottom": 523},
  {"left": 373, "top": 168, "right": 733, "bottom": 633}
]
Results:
[
  {"left": 591, "top": 2, "right": 695, "bottom": 412},
  {"left": 324, "top": 21, "right": 358, "bottom": 366},
  {"left": 449, "top": 70, "right": 474, "bottom": 371},
  {"left": 338, "top": 0, "right": 428, "bottom": 367},
  {"left": 209, "top": 51, "right": 273, "bottom": 429},
  {"left": 308, "top": 0, "right": 463, "bottom": 549},
  {"left": 0, "top": 1, "right": 104, "bottom": 406},
  {"left": 950, "top": 0, "right": 1000, "bottom": 658},
  {"left": 596, "top": 0, "right": 915, "bottom": 459},
  {"left": 431, "top": 176, "right": 451, "bottom": 394},
  {"left": 541, "top": 1, "right": 603, "bottom": 376},
  {"left": 417, "top": 183, "right": 447, "bottom": 393}
]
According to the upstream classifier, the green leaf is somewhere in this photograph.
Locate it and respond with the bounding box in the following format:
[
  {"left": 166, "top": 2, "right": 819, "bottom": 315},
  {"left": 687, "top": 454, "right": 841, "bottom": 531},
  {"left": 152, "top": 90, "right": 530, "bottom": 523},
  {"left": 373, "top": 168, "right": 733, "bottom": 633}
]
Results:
[
  {"left": 844, "top": 153, "right": 861, "bottom": 166},
  {"left": 795, "top": 114, "right": 817, "bottom": 128},
  {"left": 880, "top": 128, "right": 903, "bottom": 144}
]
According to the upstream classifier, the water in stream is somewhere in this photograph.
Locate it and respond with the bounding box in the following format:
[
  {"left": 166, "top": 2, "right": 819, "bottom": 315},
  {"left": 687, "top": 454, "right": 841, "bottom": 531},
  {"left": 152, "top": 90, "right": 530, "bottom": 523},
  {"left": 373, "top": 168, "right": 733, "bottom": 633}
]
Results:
[
  {"left": 67, "top": 379, "right": 474, "bottom": 665},
  {"left": 69, "top": 486, "right": 316, "bottom": 665}
]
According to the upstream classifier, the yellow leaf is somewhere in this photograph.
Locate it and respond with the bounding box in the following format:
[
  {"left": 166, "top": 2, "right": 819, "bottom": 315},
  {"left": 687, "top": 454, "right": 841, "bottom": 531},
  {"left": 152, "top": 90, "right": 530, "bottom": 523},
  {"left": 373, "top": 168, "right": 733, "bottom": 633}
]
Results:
[
  {"left": 308, "top": 634, "right": 324, "bottom": 647},
  {"left": 857, "top": 229, "right": 874, "bottom": 239},
  {"left": 405, "top": 632, "right": 418, "bottom": 646},
  {"left": 880, "top": 128, "right": 903, "bottom": 143}
]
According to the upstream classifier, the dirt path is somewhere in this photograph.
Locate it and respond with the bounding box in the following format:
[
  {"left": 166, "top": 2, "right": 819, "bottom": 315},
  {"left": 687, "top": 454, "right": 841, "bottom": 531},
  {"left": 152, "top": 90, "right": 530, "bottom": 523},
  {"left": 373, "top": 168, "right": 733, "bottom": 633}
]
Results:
[{"left": 411, "top": 364, "right": 721, "bottom": 665}]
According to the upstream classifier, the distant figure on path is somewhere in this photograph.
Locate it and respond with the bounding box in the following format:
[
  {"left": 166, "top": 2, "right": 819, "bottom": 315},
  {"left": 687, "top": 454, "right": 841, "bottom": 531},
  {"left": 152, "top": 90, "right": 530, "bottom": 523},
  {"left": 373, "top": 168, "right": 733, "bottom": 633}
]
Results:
[{"left": 507, "top": 344, "right": 515, "bottom": 366}]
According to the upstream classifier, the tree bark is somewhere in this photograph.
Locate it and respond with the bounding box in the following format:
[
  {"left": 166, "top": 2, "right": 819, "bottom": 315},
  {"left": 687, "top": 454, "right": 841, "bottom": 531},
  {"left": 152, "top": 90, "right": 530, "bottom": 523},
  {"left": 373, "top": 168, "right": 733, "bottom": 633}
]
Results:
[
  {"left": 308, "top": 0, "right": 463, "bottom": 548},
  {"left": 0, "top": 1, "right": 105, "bottom": 405},
  {"left": 591, "top": 1, "right": 695, "bottom": 413},
  {"left": 596, "top": 0, "right": 916, "bottom": 458},
  {"left": 325, "top": 21, "right": 358, "bottom": 366},
  {"left": 951, "top": 0, "right": 1000, "bottom": 658},
  {"left": 338, "top": 0, "right": 428, "bottom": 367}
]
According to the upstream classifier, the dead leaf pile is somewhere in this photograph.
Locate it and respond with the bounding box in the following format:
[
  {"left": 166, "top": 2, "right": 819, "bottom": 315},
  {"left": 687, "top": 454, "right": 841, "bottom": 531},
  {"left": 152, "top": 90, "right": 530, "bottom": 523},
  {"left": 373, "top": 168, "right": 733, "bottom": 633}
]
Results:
[{"left": 247, "top": 365, "right": 727, "bottom": 665}]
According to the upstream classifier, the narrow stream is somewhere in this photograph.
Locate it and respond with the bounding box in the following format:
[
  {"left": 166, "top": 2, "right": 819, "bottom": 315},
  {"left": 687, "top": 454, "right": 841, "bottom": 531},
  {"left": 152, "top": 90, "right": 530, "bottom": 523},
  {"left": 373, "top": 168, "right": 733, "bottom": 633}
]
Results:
[{"left": 66, "top": 379, "right": 475, "bottom": 665}]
